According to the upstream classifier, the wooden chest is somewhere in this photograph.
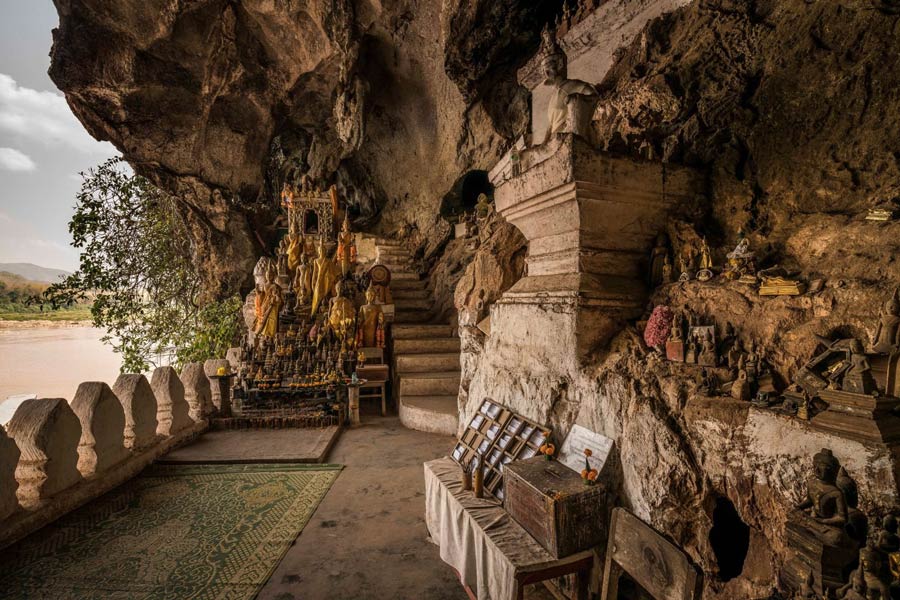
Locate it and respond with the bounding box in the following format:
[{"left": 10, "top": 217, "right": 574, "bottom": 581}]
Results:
[{"left": 504, "top": 456, "right": 609, "bottom": 559}]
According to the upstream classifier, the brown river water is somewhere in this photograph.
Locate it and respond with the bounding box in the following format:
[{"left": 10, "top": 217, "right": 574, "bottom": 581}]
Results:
[{"left": 0, "top": 324, "right": 123, "bottom": 423}]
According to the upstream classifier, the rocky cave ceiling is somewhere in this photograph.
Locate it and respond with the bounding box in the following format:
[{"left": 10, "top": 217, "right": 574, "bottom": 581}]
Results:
[{"left": 49, "top": 0, "right": 900, "bottom": 301}]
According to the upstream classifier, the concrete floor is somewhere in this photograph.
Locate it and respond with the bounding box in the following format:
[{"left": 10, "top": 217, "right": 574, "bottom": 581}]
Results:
[
  {"left": 256, "top": 415, "right": 469, "bottom": 600},
  {"left": 159, "top": 426, "right": 341, "bottom": 463}
]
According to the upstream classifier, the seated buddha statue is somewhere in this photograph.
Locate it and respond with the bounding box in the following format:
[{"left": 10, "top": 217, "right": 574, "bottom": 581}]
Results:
[
  {"left": 796, "top": 448, "right": 849, "bottom": 530},
  {"left": 357, "top": 285, "right": 386, "bottom": 348},
  {"left": 537, "top": 26, "right": 597, "bottom": 145},
  {"left": 872, "top": 289, "right": 900, "bottom": 354}
]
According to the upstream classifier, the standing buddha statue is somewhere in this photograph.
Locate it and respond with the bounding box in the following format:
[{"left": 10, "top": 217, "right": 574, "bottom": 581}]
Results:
[
  {"left": 286, "top": 221, "right": 303, "bottom": 277},
  {"left": 293, "top": 253, "right": 312, "bottom": 306},
  {"left": 336, "top": 213, "right": 356, "bottom": 277},
  {"left": 327, "top": 281, "right": 356, "bottom": 338},
  {"left": 357, "top": 285, "right": 386, "bottom": 348},
  {"left": 255, "top": 265, "right": 284, "bottom": 339},
  {"left": 311, "top": 238, "right": 337, "bottom": 316}
]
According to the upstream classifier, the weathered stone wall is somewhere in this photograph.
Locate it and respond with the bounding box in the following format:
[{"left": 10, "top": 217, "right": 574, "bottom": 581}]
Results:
[{"left": 0, "top": 366, "right": 212, "bottom": 550}]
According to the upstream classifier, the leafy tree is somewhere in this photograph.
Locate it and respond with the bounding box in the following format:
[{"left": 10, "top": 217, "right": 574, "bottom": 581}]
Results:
[{"left": 46, "top": 158, "right": 243, "bottom": 373}]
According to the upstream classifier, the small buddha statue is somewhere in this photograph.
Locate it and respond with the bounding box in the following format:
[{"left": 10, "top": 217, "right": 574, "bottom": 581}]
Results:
[
  {"left": 648, "top": 233, "right": 668, "bottom": 287},
  {"left": 336, "top": 213, "right": 355, "bottom": 277},
  {"left": 475, "top": 193, "right": 493, "bottom": 221},
  {"left": 731, "top": 368, "right": 751, "bottom": 401},
  {"left": 293, "top": 253, "right": 312, "bottom": 305},
  {"left": 796, "top": 448, "right": 849, "bottom": 529},
  {"left": 872, "top": 289, "right": 900, "bottom": 354},
  {"left": 327, "top": 281, "right": 356, "bottom": 337},
  {"left": 537, "top": 26, "right": 598, "bottom": 145},
  {"left": 696, "top": 237, "right": 714, "bottom": 281},
  {"left": 843, "top": 340, "right": 876, "bottom": 396},
  {"left": 311, "top": 238, "right": 338, "bottom": 316},
  {"left": 255, "top": 264, "right": 284, "bottom": 339},
  {"left": 357, "top": 285, "right": 386, "bottom": 348},
  {"left": 661, "top": 255, "right": 674, "bottom": 285},
  {"left": 253, "top": 256, "right": 271, "bottom": 289},
  {"left": 286, "top": 222, "right": 303, "bottom": 277}
]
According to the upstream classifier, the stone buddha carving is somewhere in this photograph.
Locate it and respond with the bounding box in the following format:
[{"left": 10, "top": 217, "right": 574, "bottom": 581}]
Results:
[
  {"left": 537, "top": 26, "right": 597, "bottom": 146},
  {"left": 311, "top": 238, "right": 337, "bottom": 316},
  {"left": 796, "top": 448, "right": 848, "bottom": 530},
  {"left": 872, "top": 289, "right": 900, "bottom": 354},
  {"left": 357, "top": 286, "right": 386, "bottom": 348}
]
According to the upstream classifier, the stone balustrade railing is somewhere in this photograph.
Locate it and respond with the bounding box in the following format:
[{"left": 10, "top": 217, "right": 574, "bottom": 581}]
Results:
[{"left": 0, "top": 361, "right": 217, "bottom": 549}]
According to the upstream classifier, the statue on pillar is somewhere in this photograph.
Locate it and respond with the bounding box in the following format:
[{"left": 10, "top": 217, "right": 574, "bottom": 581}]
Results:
[
  {"left": 537, "top": 25, "right": 598, "bottom": 146},
  {"left": 336, "top": 213, "right": 356, "bottom": 277}
]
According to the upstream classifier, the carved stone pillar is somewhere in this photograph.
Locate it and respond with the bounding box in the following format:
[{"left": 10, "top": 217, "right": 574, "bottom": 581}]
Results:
[
  {"left": 0, "top": 425, "right": 20, "bottom": 521},
  {"left": 491, "top": 134, "right": 704, "bottom": 363},
  {"left": 150, "top": 366, "right": 193, "bottom": 436},
  {"left": 181, "top": 362, "right": 213, "bottom": 421},
  {"left": 204, "top": 359, "right": 231, "bottom": 414},
  {"left": 71, "top": 382, "right": 128, "bottom": 476},
  {"left": 6, "top": 398, "right": 82, "bottom": 507},
  {"left": 112, "top": 374, "right": 159, "bottom": 451}
]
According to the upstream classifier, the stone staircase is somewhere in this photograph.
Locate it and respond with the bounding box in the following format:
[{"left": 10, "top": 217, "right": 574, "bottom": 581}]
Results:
[{"left": 373, "top": 239, "right": 460, "bottom": 436}]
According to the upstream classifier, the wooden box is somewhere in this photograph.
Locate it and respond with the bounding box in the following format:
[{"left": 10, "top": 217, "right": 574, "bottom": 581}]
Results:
[{"left": 504, "top": 456, "right": 609, "bottom": 559}]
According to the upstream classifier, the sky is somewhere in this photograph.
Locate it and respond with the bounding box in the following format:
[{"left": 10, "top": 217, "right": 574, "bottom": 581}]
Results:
[{"left": 0, "top": 1, "right": 117, "bottom": 272}]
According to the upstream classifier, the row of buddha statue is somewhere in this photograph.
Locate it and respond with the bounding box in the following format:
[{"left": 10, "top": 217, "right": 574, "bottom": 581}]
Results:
[
  {"left": 648, "top": 231, "right": 806, "bottom": 295},
  {"left": 239, "top": 206, "right": 389, "bottom": 396}
]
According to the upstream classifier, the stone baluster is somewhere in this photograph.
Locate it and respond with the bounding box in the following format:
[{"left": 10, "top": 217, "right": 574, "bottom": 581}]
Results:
[
  {"left": 70, "top": 382, "right": 128, "bottom": 477},
  {"left": 150, "top": 366, "right": 192, "bottom": 436},
  {"left": 181, "top": 362, "right": 213, "bottom": 421},
  {"left": 0, "top": 424, "right": 21, "bottom": 521},
  {"left": 112, "top": 374, "right": 159, "bottom": 451},
  {"left": 204, "top": 358, "right": 231, "bottom": 414},
  {"left": 6, "top": 398, "right": 82, "bottom": 507},
  {"left": 225, "top": 347, "right": 242, "bottom": 374}
]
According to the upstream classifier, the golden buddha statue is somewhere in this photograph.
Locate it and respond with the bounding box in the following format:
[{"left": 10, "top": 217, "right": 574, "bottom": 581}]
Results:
[
  {"left": 293, "top": 253, "right": 312, "bottom": 305},
  {"left": 357, "top": 285, "right": 386, "bottom": 348},
  {"left": 311, "top": 238, "right": 337, "bottom": 315},
  {"left": 327, "top": 280, "right": 356, "bottom": 337},
  {"left": 286, "top": 221, "right": 303, "bottom": 276},
  {"left": 336, "top": 213, "right": 356, "bottom": 277},
  {"left": 255, "top": 264, "right": 284, "bottom": 338}
]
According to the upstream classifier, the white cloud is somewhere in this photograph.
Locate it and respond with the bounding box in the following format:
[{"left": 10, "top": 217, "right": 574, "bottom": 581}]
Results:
[
  {"left": 0, "top": 73, "right": 114, "bottom": 155},
  {"left": 0, "top": 147, "right": 36, "bottom": 171}
]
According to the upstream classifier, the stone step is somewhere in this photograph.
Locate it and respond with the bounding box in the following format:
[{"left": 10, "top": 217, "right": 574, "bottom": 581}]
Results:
[
  {"left": 391, "top": 288, "right": 430, "bottom": 300},
  {"left": 394, "top": 310, "right": 433, "bottom": 324},
  {"left": 375, "top": 240, "right": 403, "bottom": 248},
  {"left": 396, "top": 352, "right": 460, "bottom": 373},
  {"left": 393, "top": 337, "right": 461, "bottom": 355},
  {"left": 377, "top": 247, "right": 409, "bottom": 256},
  {"left": 399, "top": 395, "right": 458, "bottom": 436},
  {"left": 392, "top": 324, "right": 454, "bottom": 339},
  {"left": 391, "top": 278, "right": 428, "bottom": 291},
  {"left": 394, "top": 297, "right": 431, "bottom": 311},
  {"left": 398, "top": 372, "right": 461, "bottom": 396},
  {"left": 390, "top": 271, "right": 420, "bottom": 281}
]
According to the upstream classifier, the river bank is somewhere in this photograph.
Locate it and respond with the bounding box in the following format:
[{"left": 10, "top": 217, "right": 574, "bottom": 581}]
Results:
[{"left": 0, "top": 324, "right": 122, "bottom": 405}]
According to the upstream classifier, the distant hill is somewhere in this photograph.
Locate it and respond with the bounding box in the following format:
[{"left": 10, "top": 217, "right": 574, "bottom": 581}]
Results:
[{"left": 0, "top": 263, "right": 70, "bottom": 284}]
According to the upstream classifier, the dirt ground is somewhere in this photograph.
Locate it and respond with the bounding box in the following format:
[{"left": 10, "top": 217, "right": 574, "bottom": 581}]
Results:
[{"left": 256, "top": 414, "right": 470, "bottom": 600}]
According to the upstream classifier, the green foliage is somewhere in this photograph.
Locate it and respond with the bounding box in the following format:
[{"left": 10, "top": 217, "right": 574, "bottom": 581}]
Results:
[{"left": 45, "top": 158, "right": 242, "bottom": 373}]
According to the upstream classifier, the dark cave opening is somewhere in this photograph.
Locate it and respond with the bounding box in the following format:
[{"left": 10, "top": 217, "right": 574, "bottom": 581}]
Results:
[
  {"left": 303, "top": 209, "right": 319, "bottom": 235},
  {"left": 439, "top": 170, "right": 493, "bottom": 220},
  {"left": 709, "top": 496, "right": 750, "bottom": 581},
  {"left": 615, "top": 573, "right": 654, "bottom": 600}
]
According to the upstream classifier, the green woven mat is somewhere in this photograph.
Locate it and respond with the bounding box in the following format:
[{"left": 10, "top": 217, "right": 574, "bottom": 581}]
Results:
[{"left": 0, "top": 463, "right": 343, "bottom": 599}]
